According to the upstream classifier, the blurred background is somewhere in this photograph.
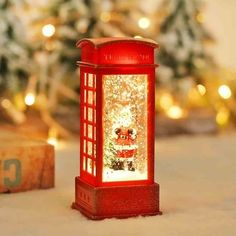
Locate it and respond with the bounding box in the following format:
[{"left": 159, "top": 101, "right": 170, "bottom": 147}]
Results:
[{"left": 0, "top": 0, "right": 236, "bottom": 144}]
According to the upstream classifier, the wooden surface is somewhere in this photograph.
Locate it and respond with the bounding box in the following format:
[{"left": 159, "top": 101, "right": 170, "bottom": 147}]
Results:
[{"left": 0, "top": 131, "right": 54, "bottom": 193}]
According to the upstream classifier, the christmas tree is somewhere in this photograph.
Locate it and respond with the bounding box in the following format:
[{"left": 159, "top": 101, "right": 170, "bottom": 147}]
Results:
[
  {"left": 26, "top": 0, "right": 97, "bottom": 109},
  {"left": 92, "top": 0, "right": 162, "bottom": 39},
  {"left": 157, "top": 0, "right": 213, "bottom": 87},
  {"left": 0, "top": 0, "right": 98, "bottom": 138},
  {"left": 0, "top": 0, "right": 30, "bottom": 95},
  {"left": 155, "top": 0, "right": 236, "bottom": 131}
]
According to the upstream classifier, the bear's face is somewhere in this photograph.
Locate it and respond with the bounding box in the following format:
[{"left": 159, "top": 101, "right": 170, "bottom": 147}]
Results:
[{"left": 114, "top": 128, "right": 136, "bottom": 145}]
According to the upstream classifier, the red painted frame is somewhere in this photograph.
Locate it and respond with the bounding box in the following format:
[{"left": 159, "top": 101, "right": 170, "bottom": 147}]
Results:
[
  {"left": 78, "top": 38, "right": 158, "bottom": 188},
  {"left": 79, "top": 66, "right": 97, "bottom": 186}
]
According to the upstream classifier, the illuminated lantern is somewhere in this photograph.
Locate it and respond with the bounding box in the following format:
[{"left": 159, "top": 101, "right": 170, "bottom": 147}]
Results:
[{"left": 72, "top": 38, "right": 162, "bottom": 219}]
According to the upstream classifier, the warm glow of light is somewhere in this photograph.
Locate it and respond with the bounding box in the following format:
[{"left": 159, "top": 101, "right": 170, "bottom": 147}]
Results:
[
  {"left": 100, "top": 12, "right": 111, "bottom": 22},
  {"left": 114, "top": 106, "right": 133, "bottom": 127},
  {"left": 216, "top": 107, "right": 230, "bottom": 126},
  {"left": 166, "top": 105, "right": 184, "bottom": 119},
  {"left": 134, "top": 35, "right": 143, "bottom": 39},
  {"left": 36, "top": 94, "right": 47, "bottom": 109},
  {"left": 218, "top": 85, "right": 232, "bottom": 99},
  {"left": 47, "top": 128, "right": 58, "bottom": 146},
  {"left": 103, "top": 74, "right": 148, "bottom": 182},
  {"left": 197, "top": 84, "right": 206, "bottom": 96},
  {"left": 14, "top": 94, "right": 26, "bottom": 111},
  {"left": 42, "top": 24, "right": 56, "bottom": 37},
  {"left": 159, "top": 93, "right": 174, "bottom": 110},
  {"left": 47, "top": 137, "right": 58, "bottom": 146},
  {"left": 24, "top": 93, "right": 36, "bottom": 106},
  {"left": 1, "top": 98, "right": 26, "bottom": 124},
  {"left": 1, "top": 99, "right": 11, "bottom": 109},
  {"left": 196, "top": 12, "right": 205, "bottom": 23},
  {"left": 138, "top": 17, "right": 150, "bottom": 29}
]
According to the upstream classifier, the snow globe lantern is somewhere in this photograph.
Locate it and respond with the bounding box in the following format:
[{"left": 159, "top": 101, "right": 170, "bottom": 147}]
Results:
[{"left": 72, "top": 38, "right": 162, "bottom": 219}]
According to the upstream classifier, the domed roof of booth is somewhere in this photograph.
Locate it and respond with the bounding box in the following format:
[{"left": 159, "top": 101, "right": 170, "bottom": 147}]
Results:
[{"left": 76, "top": 37, "right": 159, "bottom": 49}]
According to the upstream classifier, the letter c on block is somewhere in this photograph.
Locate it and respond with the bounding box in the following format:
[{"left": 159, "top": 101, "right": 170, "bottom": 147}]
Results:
[{"left": 4, "top": 159, "right": 21, "bottom": 188}]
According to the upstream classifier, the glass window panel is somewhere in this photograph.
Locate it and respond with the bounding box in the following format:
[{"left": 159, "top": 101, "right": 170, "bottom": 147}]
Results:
[
  {"left": 87, "top": 158, "right": 92, "bottom": 174},
  {"left": 102, "top": 74, "right": 148, "bottom": 182},
  {"left": 87, "top": 141, "right": 92, "bottom": 155},
  {"left": 88, "top": 74, "right": 93, "bottom": 87},
  {"left": 88, "top": 124, "right": 93, "bottom": 139},
  {"left": 88, "top": 107, "right": 93, "bottom": 122},
  {"left": 88, "top": 91, "right": 93, "bottom": 105}
]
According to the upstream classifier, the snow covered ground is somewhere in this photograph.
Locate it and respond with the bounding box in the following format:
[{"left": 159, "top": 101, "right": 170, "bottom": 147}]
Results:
[
  {"left": 1, "top": 134, "right": 236, "bottom": 236},
  {"left": 103, "top": 167, "right": 147, "bottom": 182}
]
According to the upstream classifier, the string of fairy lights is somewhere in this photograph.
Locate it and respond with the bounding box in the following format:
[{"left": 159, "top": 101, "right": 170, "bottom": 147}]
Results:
[
  {"left": 1, "top": 22, "right": 59, "bottom": 145},
  {"left": 156, "top": 82, "right": 233, "bottom": 124},
  {"left": 39, "top": 10, "right": 235, "bottom": 129}
]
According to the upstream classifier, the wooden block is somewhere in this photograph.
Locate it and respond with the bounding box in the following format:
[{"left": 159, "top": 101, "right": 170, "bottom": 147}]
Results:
[{"left": 0, "top": 131, "right": 54, "bottom": 193}]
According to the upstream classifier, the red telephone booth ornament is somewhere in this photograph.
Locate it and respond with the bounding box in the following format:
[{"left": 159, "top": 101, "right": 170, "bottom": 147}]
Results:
[{"left": 72, "top": 38, "right": 162, "bottom": 219}]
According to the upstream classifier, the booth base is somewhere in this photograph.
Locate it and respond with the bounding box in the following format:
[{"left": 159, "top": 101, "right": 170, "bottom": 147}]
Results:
[{"left": 72, "top": 177, "right": 162, "bottom": 220}]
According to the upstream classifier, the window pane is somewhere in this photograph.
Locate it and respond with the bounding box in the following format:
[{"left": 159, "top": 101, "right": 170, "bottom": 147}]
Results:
[
  {"left": 102, "top": 74, "right": 148, "bottom": 182},
  {"left": 87, "top": 158, "right": 92, "bottom": 174},
  {"left": 88, "top": 107, "right": 93, "bottom": 122},
  {"left": 88, "top": 74, "right": 93, "bottom": 87},
  {"left": 88, "top": 91, "right": 93, "bottom": 104},
  {"left": 88, "top": 141, "right": 92, "bottom": 155},
  {"left": 88, "top": 124, "right": 93, "bottom": 139}
]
